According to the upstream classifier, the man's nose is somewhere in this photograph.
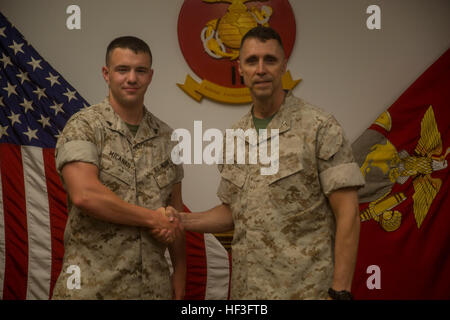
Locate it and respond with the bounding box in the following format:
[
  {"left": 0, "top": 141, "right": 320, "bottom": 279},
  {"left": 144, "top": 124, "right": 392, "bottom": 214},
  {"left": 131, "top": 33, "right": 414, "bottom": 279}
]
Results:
[
  {"left": 256, "top": 59, "right": 266, "bottom": 75},
  {"left": 127, "top": 70, "right": 137, "bottom": 83}
]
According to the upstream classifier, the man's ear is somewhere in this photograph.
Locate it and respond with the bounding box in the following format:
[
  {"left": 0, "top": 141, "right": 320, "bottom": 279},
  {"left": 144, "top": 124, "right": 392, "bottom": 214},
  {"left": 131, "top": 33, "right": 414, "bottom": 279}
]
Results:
[
  {"left": 237, "top": 59, "right": 243, "bottom": 76},
  {"left": 149, "top": 68, "right": 154, "bottom": 82},
  {"left": 102, "top": 66, "right": 110, "bottom": 84}
]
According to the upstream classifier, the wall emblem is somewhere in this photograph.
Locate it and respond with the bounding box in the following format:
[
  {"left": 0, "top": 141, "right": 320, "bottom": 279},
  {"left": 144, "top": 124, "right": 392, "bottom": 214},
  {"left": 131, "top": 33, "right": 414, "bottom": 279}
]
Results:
[{"left": 177, "top": 0, "right": 300, "bottom": 104}]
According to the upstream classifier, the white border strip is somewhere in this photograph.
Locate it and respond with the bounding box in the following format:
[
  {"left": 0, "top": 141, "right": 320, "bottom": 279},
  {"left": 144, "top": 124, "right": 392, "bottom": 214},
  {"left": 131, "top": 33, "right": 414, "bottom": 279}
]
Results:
[
  {"left": 22, "top": 145, "right": 52, "bottom": 300},
  {"left": 204, "top": 233, "right": 229, "bottom": 300}
]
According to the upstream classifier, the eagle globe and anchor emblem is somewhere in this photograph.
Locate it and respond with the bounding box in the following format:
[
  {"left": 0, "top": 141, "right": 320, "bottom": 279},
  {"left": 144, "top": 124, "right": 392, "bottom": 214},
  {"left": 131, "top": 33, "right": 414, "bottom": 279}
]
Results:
[
  {"left": 200, "top": 0, "right": 273, "bottom": 60},
  {"left": 177, "top": 0, "right": 300, "bottom": 104},
  {"left": 357, "top": 106, "right": 449, "bottom": 232}
]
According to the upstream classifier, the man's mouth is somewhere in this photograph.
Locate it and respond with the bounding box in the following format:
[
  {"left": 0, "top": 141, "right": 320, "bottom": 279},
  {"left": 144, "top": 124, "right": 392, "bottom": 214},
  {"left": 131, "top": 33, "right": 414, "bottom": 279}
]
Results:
[
  {"left": 254, "top": 80, "right": 271, "bottom": 86},
  {"left": 123, "top": 87, "right": 139, "bottom": 92}
]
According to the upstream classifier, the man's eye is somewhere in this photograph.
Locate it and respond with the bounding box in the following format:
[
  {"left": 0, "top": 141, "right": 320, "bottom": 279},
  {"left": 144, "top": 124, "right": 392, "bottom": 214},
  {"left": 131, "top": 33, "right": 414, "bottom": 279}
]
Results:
[{"left": 265, "top": 57, "right": 277, "bottom": 63}]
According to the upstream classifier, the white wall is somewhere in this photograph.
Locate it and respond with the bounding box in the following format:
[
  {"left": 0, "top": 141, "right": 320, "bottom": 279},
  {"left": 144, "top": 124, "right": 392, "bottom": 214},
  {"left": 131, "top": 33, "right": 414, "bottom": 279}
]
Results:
[{"left": 1, "top": 0, "right": 449, "bottom": 211}]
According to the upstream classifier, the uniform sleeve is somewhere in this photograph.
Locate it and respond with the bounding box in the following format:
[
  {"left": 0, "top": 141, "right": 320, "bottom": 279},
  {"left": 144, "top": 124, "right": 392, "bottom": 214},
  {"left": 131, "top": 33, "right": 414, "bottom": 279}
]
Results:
[
  {"left": 55, "top": 113, "right": 100, "bottom": 174},
  {"left": 316, "top": 115, "right": 365, "bottom": 195},
  {"left": 217, "top": 164, "right": 232, "bottom": 204},
  {"left": 216, "top": 164, "right": 245, "bottom": 205},
  {"left": 216, "top": 137, "right": 234, "bottom": 204},
  {"left": 168, "top": 135, "right": 184, "bottom": 184}
]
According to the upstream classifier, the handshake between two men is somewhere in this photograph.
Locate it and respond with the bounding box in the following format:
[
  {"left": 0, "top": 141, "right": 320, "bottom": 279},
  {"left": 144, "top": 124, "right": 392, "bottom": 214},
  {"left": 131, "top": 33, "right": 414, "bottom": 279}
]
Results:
[
  {"left": 152, "top": 203, "right": 235, "bottom": 245},
  {"left": 152, "top": 206, "right": 186, "bottom": 245}
]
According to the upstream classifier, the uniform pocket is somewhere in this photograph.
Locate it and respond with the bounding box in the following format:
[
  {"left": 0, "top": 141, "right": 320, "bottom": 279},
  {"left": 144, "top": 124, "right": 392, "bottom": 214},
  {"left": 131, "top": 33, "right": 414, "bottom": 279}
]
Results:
[
  {"left": 138, "top": 158, "right": 178, "bottom": 208},
  {"left": 268, "top": 155, "right": 303, "bottom": 185},
  {"left": 153, "top": 158, "right": 177, "bottom": 189},
  {"left": 99, "top": 142, "right": 134, "bottom": 189},
  {"left": 220, "top": 165, "right": 247, "bottom": 189},
  {"left": 101, "top": 165, "right": 133, "bottom": 186},
  {"left": 268, "top": 153, "right": 311, "bottom": 214}
]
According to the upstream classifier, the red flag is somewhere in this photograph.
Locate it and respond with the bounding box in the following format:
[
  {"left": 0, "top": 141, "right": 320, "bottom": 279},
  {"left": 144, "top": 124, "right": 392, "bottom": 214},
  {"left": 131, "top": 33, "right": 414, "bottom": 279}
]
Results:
[{"left": 351, "top": 49, "right": 450, "bottom": 299}]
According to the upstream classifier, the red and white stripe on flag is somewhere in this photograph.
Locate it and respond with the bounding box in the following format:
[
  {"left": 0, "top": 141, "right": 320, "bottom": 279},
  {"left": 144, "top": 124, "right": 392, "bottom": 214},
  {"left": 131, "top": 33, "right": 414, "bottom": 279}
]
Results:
[
  {"left": 184, "top": 206, "right": 231, "bottom": 300},
  {"left": 0, "top": 143, "right": 66, "bottom": 300}
]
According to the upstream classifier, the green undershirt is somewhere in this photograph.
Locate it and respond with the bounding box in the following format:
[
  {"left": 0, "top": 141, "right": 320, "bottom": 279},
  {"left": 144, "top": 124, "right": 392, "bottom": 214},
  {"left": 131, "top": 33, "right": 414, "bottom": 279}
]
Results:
[
  {"left": 252, "top": 108, "right": 276, "bottom": 132},
  {"left": 125, "top": 123, "right": 140, "bottom": 137}
]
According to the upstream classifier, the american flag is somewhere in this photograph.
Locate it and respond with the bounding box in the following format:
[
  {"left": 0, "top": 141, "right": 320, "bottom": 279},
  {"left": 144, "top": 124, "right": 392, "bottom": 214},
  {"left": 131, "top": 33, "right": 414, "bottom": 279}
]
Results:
[
  {"left": 0, "top": 11, "right": 87, "bottom": 299},
  {"left": 0, "top": 11, "right": 230, "bottom": 300}
]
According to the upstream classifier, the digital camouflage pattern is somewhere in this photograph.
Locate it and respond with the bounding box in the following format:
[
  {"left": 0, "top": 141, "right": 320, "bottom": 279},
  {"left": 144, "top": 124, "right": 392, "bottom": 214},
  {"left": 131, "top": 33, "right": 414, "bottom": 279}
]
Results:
[
  {"left": 52, "top": 98, "right": 183, "bottom": 299},
  {"left": 217, "top": 93, "right": 364, "bottom": 299}
]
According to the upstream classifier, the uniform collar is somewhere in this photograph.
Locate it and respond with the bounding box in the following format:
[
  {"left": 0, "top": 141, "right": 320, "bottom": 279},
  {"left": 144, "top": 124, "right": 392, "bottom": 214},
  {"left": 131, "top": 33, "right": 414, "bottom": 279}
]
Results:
[
  {"left": 236, "top": 91, "right": 297, "bottom": 145},
  {"left": 99, "top": 97, "right": 159, "bottom": 144}
]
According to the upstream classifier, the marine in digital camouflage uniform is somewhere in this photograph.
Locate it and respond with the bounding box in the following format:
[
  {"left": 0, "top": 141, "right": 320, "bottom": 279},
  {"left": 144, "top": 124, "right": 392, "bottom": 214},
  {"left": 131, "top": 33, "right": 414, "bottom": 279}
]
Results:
[
  {"left": 177, "top": 26, "right": 364, "bottom": 300},
  {"left": 52, "top": 99, "right": 183, "bottom": 299},
  {"left": 217, "top": 92, "right": 364, "bottom": 299},
  {"left": 52, "top": 36, "right": 185, "bottom": 299}
]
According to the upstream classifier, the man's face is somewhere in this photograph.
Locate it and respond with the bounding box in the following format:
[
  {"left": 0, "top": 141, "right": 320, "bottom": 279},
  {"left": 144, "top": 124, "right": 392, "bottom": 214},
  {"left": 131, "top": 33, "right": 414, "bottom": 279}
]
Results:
[
  {"left": 238, "top": 38, "right": 287, "bottom": 100},
  {"left": 102, "top": 47, "right": 153, "bottom": 108}
]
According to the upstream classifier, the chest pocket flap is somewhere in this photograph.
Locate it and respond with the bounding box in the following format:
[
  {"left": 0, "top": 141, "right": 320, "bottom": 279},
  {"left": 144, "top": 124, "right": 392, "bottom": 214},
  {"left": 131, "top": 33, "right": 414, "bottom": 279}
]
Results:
[
  {"left": 153, "top": 158, "right": 177, "bottom": 189},
  {"left": 100, "top": 164, "right": 133, "bottom": 187},
  {"left": 268, "top": 153, "right": 304, "bottom": 185},
  {"left": 220, "top": 165, "right": 247, "bottom": 188}
]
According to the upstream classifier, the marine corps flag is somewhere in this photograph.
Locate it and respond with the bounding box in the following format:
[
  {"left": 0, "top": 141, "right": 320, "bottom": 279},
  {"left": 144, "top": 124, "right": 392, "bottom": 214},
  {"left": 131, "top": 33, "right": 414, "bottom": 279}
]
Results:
[{"left": 351, "top": 48, "right": 450, "bottom": 299}]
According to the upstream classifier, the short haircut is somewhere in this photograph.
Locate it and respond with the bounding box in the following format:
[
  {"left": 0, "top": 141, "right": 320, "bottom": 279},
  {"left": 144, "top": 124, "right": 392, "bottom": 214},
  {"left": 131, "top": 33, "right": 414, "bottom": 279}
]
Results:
[
  {"left": 105, "top": 36, "right": 152, "bottom": 66},
  {"left": 240, "top": 26, "right": 284, "bottom": 53}
]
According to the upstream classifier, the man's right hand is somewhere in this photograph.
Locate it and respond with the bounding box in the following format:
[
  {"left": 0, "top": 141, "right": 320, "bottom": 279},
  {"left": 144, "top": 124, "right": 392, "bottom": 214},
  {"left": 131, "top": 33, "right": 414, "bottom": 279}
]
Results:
[
  {"left": 165, "top": 206, "right": 185, "bottom": 225},
  {"left": 151, "top": 207, "right": 183, "bottom": 244}
]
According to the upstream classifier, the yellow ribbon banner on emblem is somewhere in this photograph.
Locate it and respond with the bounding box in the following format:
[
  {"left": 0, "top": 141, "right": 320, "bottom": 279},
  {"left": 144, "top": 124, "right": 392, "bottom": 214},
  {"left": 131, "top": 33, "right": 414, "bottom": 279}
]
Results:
[{"left": 177, "top": 70, "right": 301, "bottom": 104}]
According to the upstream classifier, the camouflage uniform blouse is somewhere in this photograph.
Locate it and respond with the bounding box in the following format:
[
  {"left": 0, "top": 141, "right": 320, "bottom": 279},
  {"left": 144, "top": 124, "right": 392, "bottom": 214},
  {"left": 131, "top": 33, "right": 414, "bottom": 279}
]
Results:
[
  {"left": 52, "top": 98, "right": 183, "bottom": 299},
  {"left": 217, "top": 93, "right": 365, "bottom": 299}
]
